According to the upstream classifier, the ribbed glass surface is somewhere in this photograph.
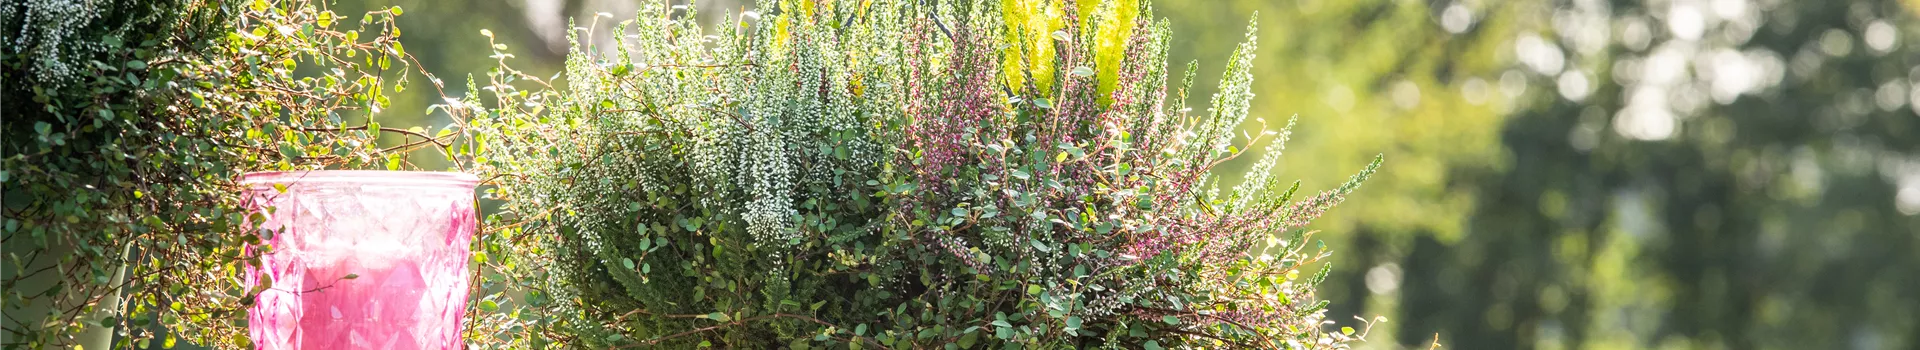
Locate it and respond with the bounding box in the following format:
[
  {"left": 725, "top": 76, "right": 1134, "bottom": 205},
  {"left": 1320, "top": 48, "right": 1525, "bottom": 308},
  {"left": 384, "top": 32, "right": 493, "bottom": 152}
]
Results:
[{"left": 241, "top": 171, "right": 478, "bottom": 350}]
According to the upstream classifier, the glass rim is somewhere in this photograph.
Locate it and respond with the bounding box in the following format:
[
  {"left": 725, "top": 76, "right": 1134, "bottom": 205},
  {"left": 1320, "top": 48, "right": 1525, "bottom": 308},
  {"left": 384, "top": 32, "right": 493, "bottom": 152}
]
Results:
[{"left": 238, "top": 170, "right": 480, "bottom": 189}]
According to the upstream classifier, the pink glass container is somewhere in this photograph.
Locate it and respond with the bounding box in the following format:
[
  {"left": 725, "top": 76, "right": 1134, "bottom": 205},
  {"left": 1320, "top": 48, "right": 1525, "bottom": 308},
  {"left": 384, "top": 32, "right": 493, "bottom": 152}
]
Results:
[{"left": 240, "top": 171, "right": 478, "bottom": 350}]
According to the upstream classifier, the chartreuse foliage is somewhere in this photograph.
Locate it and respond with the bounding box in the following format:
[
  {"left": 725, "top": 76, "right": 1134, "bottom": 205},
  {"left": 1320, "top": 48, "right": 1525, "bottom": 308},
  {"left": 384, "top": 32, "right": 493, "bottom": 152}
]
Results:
[
  {"left": 468, "top": 0, "right": 1383, "bottom": 348},
  {"left": 4, "top": 0, "right": 454, "bottom": 348}
]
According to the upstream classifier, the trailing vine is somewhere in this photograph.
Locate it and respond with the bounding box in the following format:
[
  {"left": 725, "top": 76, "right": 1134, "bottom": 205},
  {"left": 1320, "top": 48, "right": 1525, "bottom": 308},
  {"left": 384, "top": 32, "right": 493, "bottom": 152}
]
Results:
[{"left": 2, "top": 0, "right": 456, "bottom": 348}]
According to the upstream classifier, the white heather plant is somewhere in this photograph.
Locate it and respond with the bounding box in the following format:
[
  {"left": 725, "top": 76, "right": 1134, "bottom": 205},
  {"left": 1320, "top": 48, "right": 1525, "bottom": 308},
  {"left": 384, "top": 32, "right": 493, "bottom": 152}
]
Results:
[{"left": 463, "top": 0, "right": 1384, "bottom": 348}]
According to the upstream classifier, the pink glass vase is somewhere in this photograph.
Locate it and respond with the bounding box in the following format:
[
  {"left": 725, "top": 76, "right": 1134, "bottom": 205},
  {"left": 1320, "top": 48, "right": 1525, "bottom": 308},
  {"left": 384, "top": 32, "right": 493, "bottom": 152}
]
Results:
[{"left": 240, "top": 171, "right": 479, "bottom": 350}]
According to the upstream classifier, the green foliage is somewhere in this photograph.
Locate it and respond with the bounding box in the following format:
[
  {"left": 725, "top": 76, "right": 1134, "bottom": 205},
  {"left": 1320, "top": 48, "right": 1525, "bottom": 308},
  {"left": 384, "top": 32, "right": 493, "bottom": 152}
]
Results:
[
  {"left": 1147, "top": 1, "right": 1523, "bottom": 344},
  {"left": 470, "top": 0, "right": 1383, "bottom": 348},
  {"left": 2, "top": 0, "right": 452, "bottom": 347},
  {"left": 1389, "top": 1, "right": 1920, "bottom": 348},
  {"left": 1164, "top": 0, "right": 1920, "bottom": 348}
]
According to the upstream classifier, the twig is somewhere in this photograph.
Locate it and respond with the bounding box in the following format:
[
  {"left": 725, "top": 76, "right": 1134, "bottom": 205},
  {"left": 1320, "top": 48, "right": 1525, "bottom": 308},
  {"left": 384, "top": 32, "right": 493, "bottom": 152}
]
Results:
[{"left": 299, "top": 126, "right": 452, "bottom": 148}]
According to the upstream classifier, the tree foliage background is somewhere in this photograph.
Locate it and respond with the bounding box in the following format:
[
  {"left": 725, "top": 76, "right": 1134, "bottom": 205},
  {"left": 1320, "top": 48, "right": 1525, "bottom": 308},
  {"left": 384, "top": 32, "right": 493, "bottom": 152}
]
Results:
[
  {"left": 340, "top": 0, "right": 1920, "bottom": 348},
  {"left": 1154, "top": 0, "right": 1920, "bottom": 348}
]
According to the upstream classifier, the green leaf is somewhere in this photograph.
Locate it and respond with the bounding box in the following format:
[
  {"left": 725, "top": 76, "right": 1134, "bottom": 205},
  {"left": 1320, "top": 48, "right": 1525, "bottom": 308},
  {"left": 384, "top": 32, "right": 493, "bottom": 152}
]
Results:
[
  {"left": 317, "top": 11, "right": 334, "bottom": 27},
  {"left": 1341, "top": 326, "right": 1356, "bottom": 335},
  {"left": 1162, "top": 316, "right": 1180, "bottom": 325},
  {"left": 389, "top": 6, "right": 403, "bottom": 15},
  {"left": 621, "top": 258, "right": 636, "bottom": 270},
  {"left": 1030, "top": 240, "right": 1051, "bottom": 252},
  {"left": 480, "top": 300, "right": 499, "bottom": 312},
  {"left": 855, "top": 323, "right": 868, "bottom": 336},
  {"left": 1143, "top": 340, "right": 1163, "bottom": 350},
  {"left": 702, "top": 312, "right": 730, "bottom": 322},
  {"left": 342, "top": 273, "right": 359, "bottom": 280},
  {"left": 958, "top": 330, "right": 980, "bottom": 348}
]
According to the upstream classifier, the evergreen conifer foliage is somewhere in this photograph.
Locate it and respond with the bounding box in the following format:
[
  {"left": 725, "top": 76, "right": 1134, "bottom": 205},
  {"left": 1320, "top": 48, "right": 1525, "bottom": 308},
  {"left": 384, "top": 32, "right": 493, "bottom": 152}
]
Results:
[{"left": 473, "top": 0, "right": 1382, "bottom": 348}]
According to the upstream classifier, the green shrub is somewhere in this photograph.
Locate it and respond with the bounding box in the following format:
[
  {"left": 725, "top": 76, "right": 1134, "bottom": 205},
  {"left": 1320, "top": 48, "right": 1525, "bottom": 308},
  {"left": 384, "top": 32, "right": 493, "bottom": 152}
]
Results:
[
  {"left": 3, "top": 0, "right": 447, "bottom": 347},
  {"left": 471, "top": 1, "right": 1382, "bottom": 348}
]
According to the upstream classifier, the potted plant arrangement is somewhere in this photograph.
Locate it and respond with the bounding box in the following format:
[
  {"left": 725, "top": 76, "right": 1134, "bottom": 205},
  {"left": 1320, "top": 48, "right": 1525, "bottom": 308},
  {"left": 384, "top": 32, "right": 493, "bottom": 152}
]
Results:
[{"left": 4, "top": 0, "right": 1381, "bottom": 348}]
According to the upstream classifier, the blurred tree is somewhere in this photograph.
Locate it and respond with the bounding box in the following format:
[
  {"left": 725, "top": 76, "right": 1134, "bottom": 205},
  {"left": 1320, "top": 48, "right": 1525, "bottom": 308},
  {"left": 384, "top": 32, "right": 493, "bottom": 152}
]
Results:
[
  {"left": 1164, "top": 0, "right": 1920, "bottom": 348},
  {"left": 1400, "top": 0, "right": 1920, "bottom": 348},
  {"left": 1153, "top": 0, "right": 1531, "bottom": 344}
]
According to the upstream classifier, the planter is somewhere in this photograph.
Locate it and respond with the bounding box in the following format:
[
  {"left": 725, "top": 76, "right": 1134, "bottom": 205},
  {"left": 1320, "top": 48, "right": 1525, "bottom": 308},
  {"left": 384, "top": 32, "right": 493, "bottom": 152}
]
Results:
[{"left": 239, "top": 171, "right": 478, "bottom": 349}]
